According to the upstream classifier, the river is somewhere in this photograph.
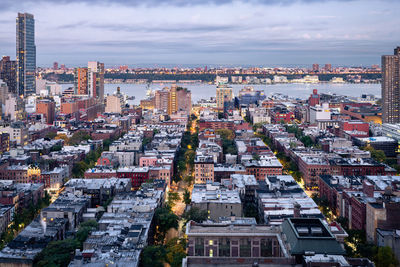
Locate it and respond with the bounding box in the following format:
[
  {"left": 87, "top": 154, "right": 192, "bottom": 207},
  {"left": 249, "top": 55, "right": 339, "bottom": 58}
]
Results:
[{"left": 61, "top": 83, "right": 381, "bottom": 105}]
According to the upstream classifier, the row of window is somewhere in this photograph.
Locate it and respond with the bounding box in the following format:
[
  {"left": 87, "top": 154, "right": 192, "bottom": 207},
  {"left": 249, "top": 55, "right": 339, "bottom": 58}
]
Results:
[{"left": 193, "top": 238, "right": 275, "bottom": 257}]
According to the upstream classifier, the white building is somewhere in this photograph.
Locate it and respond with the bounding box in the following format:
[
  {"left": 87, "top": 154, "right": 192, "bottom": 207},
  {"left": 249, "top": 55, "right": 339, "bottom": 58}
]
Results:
[
  {"left": 25, "top": 95, "right": 37, "bottom": 113},
  {"left": 4, "top": 94, "right": 23, "bottom": 121},
  {"left": 105, "top": 95, "right": 122, "bottom": 113},
  {"left": 0, "top": 122, "right": 28, "bottom": 145},
  {"left": 310, "top": 103, "right": 331, "bottom": 124},
  {"left": 115, "top": 151, "right": 136, "bottom": 166}
]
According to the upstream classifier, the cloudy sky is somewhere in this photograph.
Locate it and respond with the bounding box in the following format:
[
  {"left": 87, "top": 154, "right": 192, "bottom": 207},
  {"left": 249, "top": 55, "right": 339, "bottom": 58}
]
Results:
[{"left": 0, "top": 0, "right": 399, "bottom": 67}]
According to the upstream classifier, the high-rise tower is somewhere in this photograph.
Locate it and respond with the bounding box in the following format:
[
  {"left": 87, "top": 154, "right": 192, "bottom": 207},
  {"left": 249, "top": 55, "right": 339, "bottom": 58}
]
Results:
[
  {"left": 216, "top": 84, "right": 233, "bottom": 110},
  {"left": 88, "top": 61, "right": 104, "bottom": 101},
  {"left": 74, "top": 67, "right": 89, "bottom": 95},
  {"left": 0, "top": 56, "right": 17, "bottom": 94},
  {"left": 16, "top": 13, "right": 36, "bottom": 96},
  {"left": 382, "top": 47, "right": 400, "bottom": 123}
]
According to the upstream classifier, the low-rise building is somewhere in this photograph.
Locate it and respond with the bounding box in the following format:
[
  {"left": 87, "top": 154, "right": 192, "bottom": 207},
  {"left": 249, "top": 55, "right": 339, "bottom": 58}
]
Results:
[
  {"left": 354, "top": 136, "right": 398, "bottom": 157},
  {"left": 257, "top": 175, "right": 322, "bottom": 225},
  {"left": 70, "top": 186, "right": 164, "bottom": 267},
  {"left": 117, "top": 166, "right": 150, "bottom": 188},
  {"left": 191, "top": 183, "right": 242, "bottom": 221},
  {"left": 194, "top": 155, "right": 215, "bottom": 184},
  {"left": 244, "top": 158, "right": 283, "bottom": 181}
]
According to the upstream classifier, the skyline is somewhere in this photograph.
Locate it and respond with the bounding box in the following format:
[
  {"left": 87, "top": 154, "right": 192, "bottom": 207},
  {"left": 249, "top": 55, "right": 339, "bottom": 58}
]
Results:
[{"left": 0, "top": 0, "right": 400, "bottom": 67}]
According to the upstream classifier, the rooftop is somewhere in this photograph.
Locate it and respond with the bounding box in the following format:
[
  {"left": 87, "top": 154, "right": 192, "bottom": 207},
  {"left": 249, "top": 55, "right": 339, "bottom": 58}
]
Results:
[{"left": 191, "top": 184, "right": 241, "bottom": 204}]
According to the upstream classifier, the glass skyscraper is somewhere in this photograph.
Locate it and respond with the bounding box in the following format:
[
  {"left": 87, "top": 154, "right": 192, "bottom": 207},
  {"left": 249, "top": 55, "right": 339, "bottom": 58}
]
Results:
[{"left": 16, "top": 13, "right": 36, "bottom": 96}]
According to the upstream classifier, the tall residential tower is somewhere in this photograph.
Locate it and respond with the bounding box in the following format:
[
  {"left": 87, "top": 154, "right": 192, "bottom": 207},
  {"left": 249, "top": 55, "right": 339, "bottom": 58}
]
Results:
[
  {"left": 216, "top": 84, "right": 233, "bottom": 110},
  {"left": 16, "top": 13, "right": 36, "bottom": 96},
  {"left": 382, "top": 47, "right": 400, "bottom": 123},
  {"left": 88, "top": 61, "right": 104, "bottom": 101},
  {"left": 0, "top": 56, "right": 17, "bottom": 94}
]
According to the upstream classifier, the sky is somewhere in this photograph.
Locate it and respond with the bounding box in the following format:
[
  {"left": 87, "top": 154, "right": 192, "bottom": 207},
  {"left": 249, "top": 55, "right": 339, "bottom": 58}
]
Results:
[{"left": 0, "top": 0, "right": 399, "bottom": 68}]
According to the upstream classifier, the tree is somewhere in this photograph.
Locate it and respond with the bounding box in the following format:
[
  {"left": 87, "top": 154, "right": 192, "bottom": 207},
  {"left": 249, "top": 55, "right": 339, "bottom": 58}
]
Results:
[
  {"left": 183, "top": 175, "right": 194, "bottom": 186},
  {"left": 183, "top": 189, "right": 191, "bottom": 205},
  {"left": 252, "top": 123, "right": 263, "bottom": 132},
  {"left": 222, "top": 139, "right": 237, "bottom": 155},
  {"left": 252, "top": 153, "right": 260, "bottom": 161},
  {"left": 374, "top": 246, "right": 398, "bottom": 267},
  {"left": 215, "top": 129, "right": 234, "bottom": 140},
  {"left": 183, "top": 207, "right": 208, "bottom": 223},
  {"left": 50, "top": 144, "right": 62, "bottom": 152},
  {"left": 154, "top": 207, "right": 179, "bottom": 243},
  {"left": 72, "top": 161, "right": 89, "bottom": 178},
  {"left": 79, "top": 220, "right": 98, "bottom": 229},
  {"left": 184, "top": 150, "right": 196, "bottom": 165},
  {"left": 45, "top": 131, "right": 57, "bottom": 140},
  {"left": 300, "top": 135, "right": 314, "bottom": 147},
  {"left": 165, "top": 238, "right": 187, "bottom": 267},
  {"left": 102, "top": 139, "right": 112, "bottom": 151},
  {"left": 55, "top": 133, "right": 69, "bottom": 143},
  {"left": 140, "top": 245, "right": 166, "bottom": 267},
  {"left": 168, "top": 192, "right": 181, "bottom": 203},
  {"left": 76, "top": 226, "right": 92, "bottom": 248},
  {"left": 142, "top": 137, "right": 152, "bottom": 148},
  {"left": 69, "top": 131, "right": 91, "bottom": 145},
  {"left": 177, "top": 161, "right": 186, "bottom": 174},
  {"left": 364, "top": 146, "right": 386, "bottom": 163},
  {"left": 34, "top": 238, "right": 79, "bottom": 267}
]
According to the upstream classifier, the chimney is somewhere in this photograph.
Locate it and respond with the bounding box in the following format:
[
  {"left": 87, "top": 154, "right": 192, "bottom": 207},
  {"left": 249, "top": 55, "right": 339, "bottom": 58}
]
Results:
[
  {"left": 362, "top": 180, "right": 374, "bottom": 198},
  {"left": 293, "top": 202, "right": 301, "bottom": 218}
]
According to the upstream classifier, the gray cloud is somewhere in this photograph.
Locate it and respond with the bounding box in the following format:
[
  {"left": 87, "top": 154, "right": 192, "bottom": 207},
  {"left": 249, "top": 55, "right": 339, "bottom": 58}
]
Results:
[
  {"left": 0, "top": 0, "right": 358, "bottom": 10},
  {"left": 88, "top": 23, "right": 245, "bottom": 33},
  {"left": 1, "top": 0, "right": 399, "bottom": 66}
]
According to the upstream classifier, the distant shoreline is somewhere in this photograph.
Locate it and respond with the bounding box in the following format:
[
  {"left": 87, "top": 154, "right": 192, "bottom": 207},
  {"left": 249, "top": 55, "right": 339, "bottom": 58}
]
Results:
[
  {"left": 57, "top": 81, "right": 381, "bottom": 86},
  {"left": 104, "top": 81, "right": 381, "bottom": 85}
]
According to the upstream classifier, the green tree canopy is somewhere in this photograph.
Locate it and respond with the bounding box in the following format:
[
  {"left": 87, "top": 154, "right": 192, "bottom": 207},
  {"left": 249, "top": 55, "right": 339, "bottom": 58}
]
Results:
[
  {"left": 140, "top": 245, "right": 166, "bottom": 267},
  {"left": 215, "top": 129, "right": 235, "bottom": 140},
  {"left": 45, "top": 131, "right": 57, "bottom": 140},
  {"left": 165, "top": 238, "right": 187, "bottom": 267},
  {"left": 69, "top": 131, "right": 91, "bottom": 145},
  {"left": 154, "top": 206, "right": 179, "bottom": 243},
  {"left": 34, "top": 239, "right": 79, "bottom": 267},
  {"left": 364, "top": 146, "right": 387, "bottom": 163},
  {"left": 183, "top": 207, "right": 208, "bottom": 223},
  {"left": 374, "top": 246, "right": 398, "bottom": 267},
  {"left": 183, "top": 189, "right": 191, "bottom": 205}
]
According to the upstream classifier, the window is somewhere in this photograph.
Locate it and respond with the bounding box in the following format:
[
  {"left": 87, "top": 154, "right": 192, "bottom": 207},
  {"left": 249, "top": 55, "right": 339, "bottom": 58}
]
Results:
[
  {"left": 260, "top": 238, "right": 273, "bottom": 257},
  {"left": 240, "top": 238, "right": 251, "bottom": 257},
  {"left": 218, "top": 238, "right": 230, "bottom": 257},
  {"left": 195, "top": 238, "right": 204, "bottom": 256},
  {"left": 209, "top": 240, "right": 213, "bottom": 245}
]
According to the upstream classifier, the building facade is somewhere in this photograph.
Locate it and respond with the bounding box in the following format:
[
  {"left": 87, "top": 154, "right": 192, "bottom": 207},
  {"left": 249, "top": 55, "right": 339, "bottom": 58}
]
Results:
[
  {"left": 382, "top": 47, "right": 400, "bottom": 123},
  {"left": 0, "top": 56, "right": 17, "bottom": 94},
  {"left": 216, "top": 84, "right": 233, "bottom": 110},
  {"left": 16, "top": 13, "right": 36, "bottom": 96},
  {"left": 87, "top": 61, "right": 105, "bottom": 101},
  {"left": 74, "top": 67, "right": 88, "bottom": 95},
  {"left": 36, "top": 99, "right": 55, "bottom": 125}
]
